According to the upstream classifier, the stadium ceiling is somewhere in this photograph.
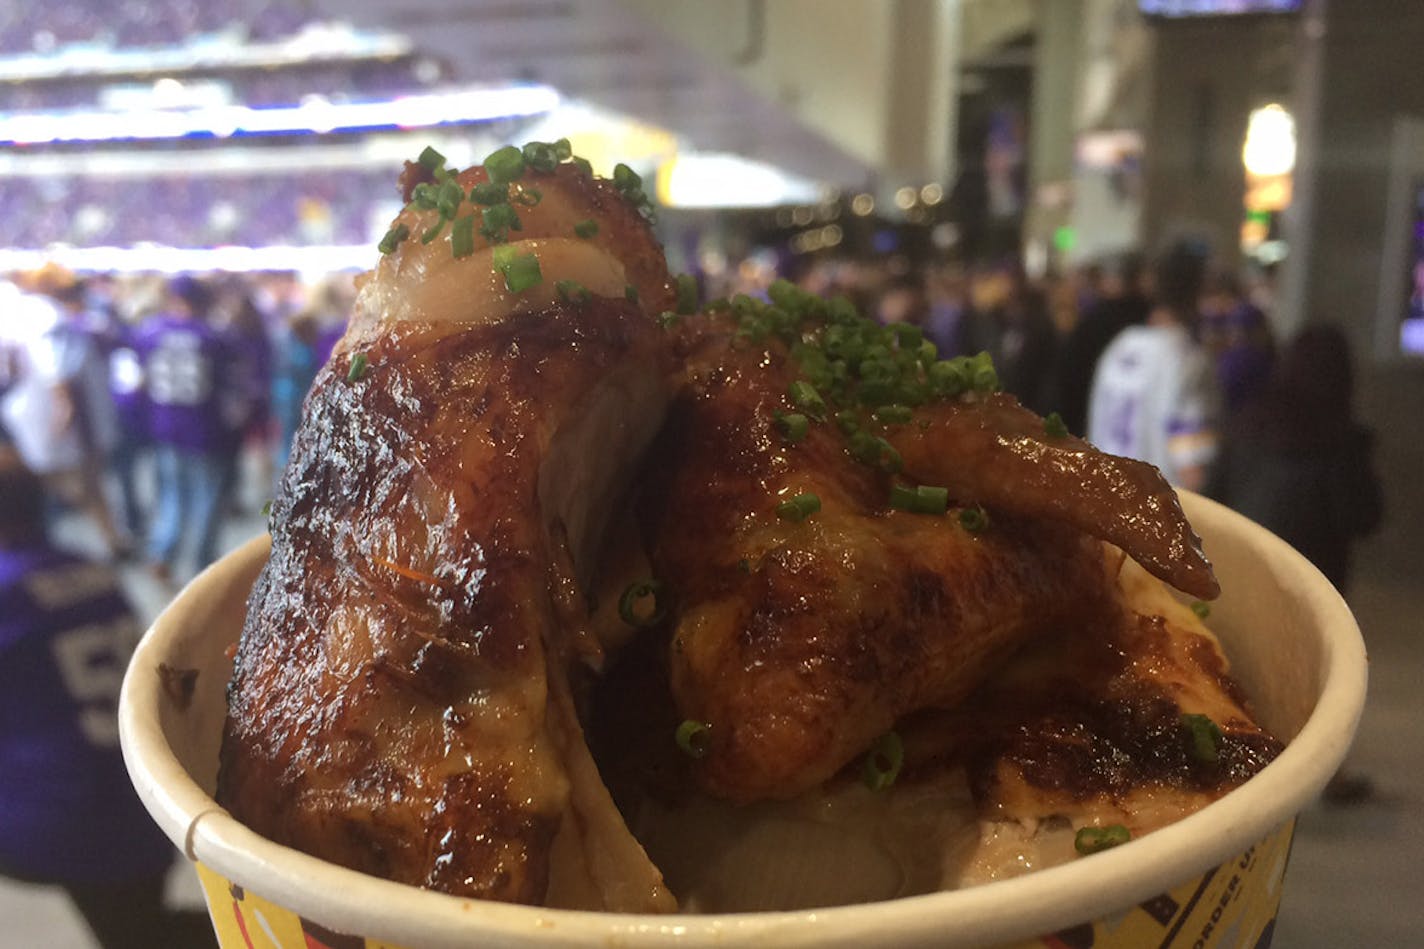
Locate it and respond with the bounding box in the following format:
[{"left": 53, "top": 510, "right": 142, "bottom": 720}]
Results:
[{"left": 311, "top": 0, "right": 875, "bottom": 188}]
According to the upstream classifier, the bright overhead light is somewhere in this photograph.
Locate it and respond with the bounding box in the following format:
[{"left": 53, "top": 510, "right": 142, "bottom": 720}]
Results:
[
  {"left": 0, "top": 85, "right": 561, "bottom": 146},
  {"left": 1242, "top": 103, "right": 1296, "bottom": 178},
  {"left": 656, "top": 152, "right": 824, "bottom": 209}
]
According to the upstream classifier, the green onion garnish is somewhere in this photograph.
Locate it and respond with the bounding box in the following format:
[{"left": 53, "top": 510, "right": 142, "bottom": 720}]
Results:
[
  {"left": 873, "top": 404, "right": 913, "bottom": 425},
  {"left": 1044, "top": 411, "right": 1069, "bottom": 439},
  {"left": 675, "top": 273, "right": 699, "bottom": 315},
  {"left": 555, "top": 280, "right": 591, "bottom": 304},
  {"left": 522, "top": 140, "right": 559, "bottom": 173},
  {"left": 417, "top": 145, "right": 445, "bottom": 170},
  {"left": 774, "top": 411, "right": 809, "bottom": 443},
  {"left": 552, "top": 137, "right": 573, "bottom": 161},
  {"left": 479, "top": 203, "right": 522, "bottom": 244},
  {"left": 891, "top": 484, "right": 949, "bottom": 515},
  {"left": 958, "top": 506, "right": 989, "bottom": 532},
  {"left": 847, "top": 432, "right": 902, "bottom": 473},
  {"left": 512, "top": 186, "right": 542, "bottom": 207},
  {"left": 484, "top": 145, "right": 525, "bottom": 184},
  {"left": 618, "top": 579, "right": 665, "bottom": 628},
  {"left": 675, "top": 719, "right": 712, "bottom": 759},
  {"left": 378, "top": 223, "right": 410, "bottom": 255},
  {"left": 346, "top": 352, "right": 368, "bottom": 383},
  {"left": 572, "top": 156, "right": 593, "bottom": 177},
  {"left": 1190, "top": 600, "right": 1211, "bottom": 619},
  {"left": 625, "top": 284, "right": 639, "bottom": 302},
  {"left": 574, "top": 219, "right": 599, "bottom": 239},
  {"left": 492, "top": 246, "right": 542, "bottom": 293},
  {"left": 261, "top": 499, "right": 273, "bottom": 518},
  {"left": 776, "top": 492, "right": 821, "bottom": 522},
  {"left": 469, "top": 182, "right": 507, "bottom": 206},
  {"left": 788, "top": 380, "right": 828, "bottom": 420},
  {"left": 862, "top": 731, "right": 904, "bottom": 791},
  {"left": 657, "top": 310, "right": 681, "bottom": 329},
  {"left": 450, "top": 214, "right": 476, "bottom": 259},
  {"left": 1074, "top": 824, "right": 1131, "bottom": 855},
  {"left": 1181, "top": 713, "right": 1223, "bottom": 764}
]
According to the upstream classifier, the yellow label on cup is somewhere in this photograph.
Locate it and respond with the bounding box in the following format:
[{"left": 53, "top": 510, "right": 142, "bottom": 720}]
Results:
[
  {"left": 194, "top": 821, "right": 1294, "bottom": 949},
  {"left": 996, "top": 820, "right": 1295, "bottom": 949},
  {"left": 195, "top": 862, "right": 408, "bottom": 949}
]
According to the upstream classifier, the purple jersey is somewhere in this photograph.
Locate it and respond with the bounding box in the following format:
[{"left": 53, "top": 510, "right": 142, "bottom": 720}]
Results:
[
  {"left": 133, "top": 313, "right": 230, "bottom": 453},
  {"left": 0, "top": 546, "right": 175, "bottom": 883}
]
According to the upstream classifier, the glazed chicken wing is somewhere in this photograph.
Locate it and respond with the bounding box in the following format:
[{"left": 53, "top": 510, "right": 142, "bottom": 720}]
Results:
[
  {"left": 646, "top": 299, "right": 1220, "bottom": 804},
  {"left": 218, "top": 150, "right": 677, "bottom": 909}
]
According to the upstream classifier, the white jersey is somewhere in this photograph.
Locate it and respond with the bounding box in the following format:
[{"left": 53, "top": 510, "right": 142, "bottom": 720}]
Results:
[{"left": 1087, "top": 323, "right": 1220, "bottom": 487}]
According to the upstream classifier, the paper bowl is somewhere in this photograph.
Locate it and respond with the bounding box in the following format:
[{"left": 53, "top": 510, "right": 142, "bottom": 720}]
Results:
[{"left": 119, "top": 492, "right": 1366, "bottom": 949}]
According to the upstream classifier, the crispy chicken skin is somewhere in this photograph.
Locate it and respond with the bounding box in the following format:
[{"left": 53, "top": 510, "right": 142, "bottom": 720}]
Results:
[
  {"left": 218, "top": 156, "right": 677, "bottom": 909},
  {"left": 643, "top": 320, "right": 1217, "bottom": 803},
  {"left": 887, "top": 396, "right": 1218, "bottom": 600}
]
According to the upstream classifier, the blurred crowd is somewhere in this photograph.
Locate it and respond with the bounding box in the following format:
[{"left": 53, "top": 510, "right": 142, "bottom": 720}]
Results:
[
  {"left": 0, "top": 264, "right": 354, "bottom": 582},
  {"left": 0, "top": 244, "right": 1385, "bottom": 594}
]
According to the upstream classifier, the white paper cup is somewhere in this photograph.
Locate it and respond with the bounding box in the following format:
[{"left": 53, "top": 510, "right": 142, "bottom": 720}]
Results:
[{"left": 120, "top": 492, "right": 1366, "bottom": 949}]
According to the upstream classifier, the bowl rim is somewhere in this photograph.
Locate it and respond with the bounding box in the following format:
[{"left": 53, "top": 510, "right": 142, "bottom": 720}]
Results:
[{"left": 119, "top": 492, "right": 1368, "bottom": 949}]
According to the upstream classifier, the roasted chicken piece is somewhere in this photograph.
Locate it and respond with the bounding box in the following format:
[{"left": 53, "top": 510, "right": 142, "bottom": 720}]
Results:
[
  {"left": 919, "top": 555, "right": 1283, "bottom": 885},
  {"left": 645, "top": 301, "right": 1219, "bottom": 804},
  {"left": 218, "top": 148, "right": 677, "bottom": 909}
]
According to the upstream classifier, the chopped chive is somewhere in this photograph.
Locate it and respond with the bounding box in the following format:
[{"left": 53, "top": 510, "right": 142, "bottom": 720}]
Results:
[
  {"left": 624, "top": 284, "right": 639, "bottom": 302},
  {"left": 862, "top": 731, "right": 904, "bottom": 791},
  {"left": 419, "top": 219, "right": 444, "bottom": 244},
  {"left": 450, "top": 214, "right": 476, "bottom": 259},
  {"left": 512, "top": 186, "right": 542, "bottom": 207},
  {"left": 574, "top": 218, "right": 599, "bottom": 239},
  {"left": 522, "top": 140, "right": 558, "bottom": 173},
  {"left": 1181, "top": 713, "right": 1223, "bottom": 764},
  {"left": 788, "top": 380, "right": 827, "bottom": 420},
  {"left": 848, "top": 432, "right": 902, "bottom": 473},
  {"left": 1074, "top": 824, "right": 1131, "bottom": 855},
  {"left": 346, "top": 352, "right": 368, "bottom": 383},
  {"left": 958, "top": 506, "right": 989, "bottom": 532},
  {"left": 436, "top": 178, "right": 464, "bottom": 218},
  {"left": 377, "top": 223, "right": 410, "bottom": 254},
  {"left": 657, "top": 310, "right": 682, "bottom": 329},
  {"left": 891, "top": 484, "right": 949, "bottom": 515},
  {"left": 479, "top": 203, "right": 522, "bottom": 244},
  {"left": 776, "top": 492, "right": 821, "bottom": 522},
  {"left": 417, "top": 145, "right": 445, "bottom": 170},
  {"left": 572, "top": 156, "right": 593, "bottom": 176},
  {"left": 969, "top": 351, "right": 999, "bottom": 392},
  {"left": 1190, "top": 600, "right": 1211, "bottom": 619},
  {"left": 675, "top": 719, "right": 712, "bottom": 759},
  {"left": 410, "top": 181, "right": 439, "bottom": 210},
  {"left": 469, "top": 182, "right": 507, "bottom": 206},
  {"left": 675, "top": 273, "right": 699, "bottom": 315},
  {"left": 736, "top": 557, "right": 752, "bottom": 574},
  {"left": 261, "top": 499, "right": 273, "bottom": 518},
  {"left": 555, "top": 279, "right": 591, "bottom": 304},
  {"left": 873, "top": 404, "right": 913, "bottom": 425},
  {"left": 774, "top": 411, "right": 809, "bottom": 443},
  {"left": 612, "top": 162, "right": 642, "bottom": 190},
  {"left": 492, "top": 246, "right": 542, "bottom": 293},
  {"left": 552, "top": 137, "right": 573, "bottom": 161},
  {"left": 484, "top": 144, "right": 525, "bottom": 184},
  {"left": 1044, "top": 411, "right": 1069, "bottom": 439},
  {"left": 618, "top": 579, "right": 665, "bottom": 627}
]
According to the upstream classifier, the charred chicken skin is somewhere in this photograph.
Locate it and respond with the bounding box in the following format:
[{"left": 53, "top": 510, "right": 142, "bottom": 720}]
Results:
[
  {"left": 646, "top": 298, "right": 1219, "bottom": 804},
  {"left": 218, "top": 147, "right": 677, "bottom": 909}
]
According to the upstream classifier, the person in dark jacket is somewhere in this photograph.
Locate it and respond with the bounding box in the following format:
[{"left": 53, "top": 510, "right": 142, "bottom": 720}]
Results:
[
  {"left": 1051, "top": 252, "right": 1150, "bottom": 436},
  {"left": 0, "top": 446, "right": 213, "bottom": 947},
  {"left": 1209, "top": 323, "right": 1383, "bottom": 591}
]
